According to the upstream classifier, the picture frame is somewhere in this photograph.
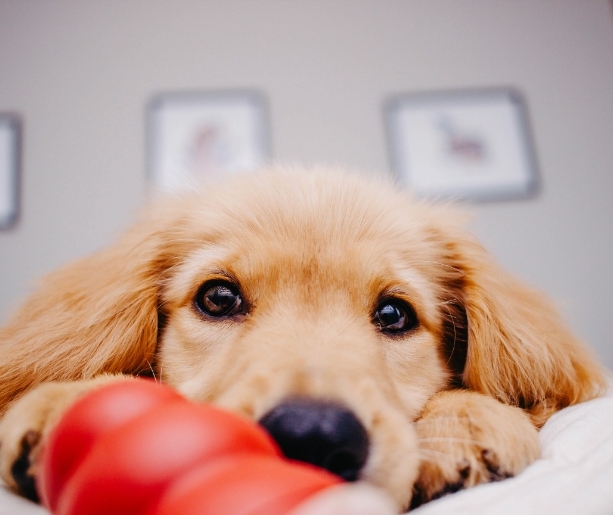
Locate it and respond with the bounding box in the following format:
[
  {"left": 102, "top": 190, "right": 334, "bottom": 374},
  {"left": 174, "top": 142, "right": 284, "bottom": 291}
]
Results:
[
  {"left": 0, "top": 113, "right": 21, "bottom": 230},
  {"left": 384, "top": 88, "right": 539, "bottom": 202},
  {"left": 147, "top": 91, "right": 270, "bottom": 191}
]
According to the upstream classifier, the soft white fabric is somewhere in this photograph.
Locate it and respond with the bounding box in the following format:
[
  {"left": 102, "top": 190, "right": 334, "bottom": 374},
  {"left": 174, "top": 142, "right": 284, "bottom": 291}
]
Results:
[
  {"left": 0, "top": 488, "right": 46, "bottom": 515},
  {"left": 1, "top": 387, "right": 612, "bottom": 514}
]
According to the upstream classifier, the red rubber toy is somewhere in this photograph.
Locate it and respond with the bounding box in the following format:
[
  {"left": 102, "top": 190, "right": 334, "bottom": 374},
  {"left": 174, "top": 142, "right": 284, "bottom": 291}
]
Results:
[{"left": 38, "top": 380, "right": 342, "bottom": 515}]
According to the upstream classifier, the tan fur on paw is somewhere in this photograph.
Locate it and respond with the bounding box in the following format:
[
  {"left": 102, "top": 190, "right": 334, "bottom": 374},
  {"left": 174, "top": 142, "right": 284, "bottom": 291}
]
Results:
[
  {"left": 412, "top": 390, "right": 540, "bottom": 507},
  {"left": 0, "top": 375, "right": 129, "bottom": 499}
]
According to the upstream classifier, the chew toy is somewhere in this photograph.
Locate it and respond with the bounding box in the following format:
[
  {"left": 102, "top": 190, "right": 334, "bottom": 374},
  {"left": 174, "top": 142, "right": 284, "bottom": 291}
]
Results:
[{"left": 38, "top": 380, "right": 342, "bottom": 515}]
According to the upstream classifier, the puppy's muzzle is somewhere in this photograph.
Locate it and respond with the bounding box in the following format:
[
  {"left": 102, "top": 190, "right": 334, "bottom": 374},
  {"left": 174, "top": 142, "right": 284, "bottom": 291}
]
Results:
[{"left": 259, "top": 398, "right": 370, "bottom": 481}]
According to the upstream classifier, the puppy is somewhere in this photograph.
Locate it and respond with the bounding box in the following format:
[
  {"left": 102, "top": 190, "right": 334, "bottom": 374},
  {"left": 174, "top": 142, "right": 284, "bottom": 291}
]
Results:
[{"left": 0, "top": 167, "right": 605, "bottom": 511}]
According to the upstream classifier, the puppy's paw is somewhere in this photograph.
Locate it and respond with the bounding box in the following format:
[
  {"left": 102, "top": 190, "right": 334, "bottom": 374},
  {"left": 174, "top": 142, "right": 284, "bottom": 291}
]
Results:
[
  {"left": 0, "top": 376, "right": 128, "bottom": 500},
  {"left": 411, "top": 390, "right": 540, "bottom": 507},
  {"left": 0, "top": 382, "right": 78, "bottom": 500}
]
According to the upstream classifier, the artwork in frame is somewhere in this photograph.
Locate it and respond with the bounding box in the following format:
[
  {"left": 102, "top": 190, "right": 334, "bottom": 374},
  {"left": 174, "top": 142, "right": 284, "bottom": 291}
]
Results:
[
  {"left": 0, "top": 113, "right": 20, "bottom": 230},
  {"left": 384, "top": 88, "right": 539, "bottom": 202},
  {"left": 147, "top": 91, "right": 270, "bottom": 191}
]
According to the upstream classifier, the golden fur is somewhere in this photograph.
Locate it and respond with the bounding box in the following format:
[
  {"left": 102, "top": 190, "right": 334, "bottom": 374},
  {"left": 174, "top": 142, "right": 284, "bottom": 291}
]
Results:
[{"left": 0, "top": 166, "right": 605, "bottom": 510}]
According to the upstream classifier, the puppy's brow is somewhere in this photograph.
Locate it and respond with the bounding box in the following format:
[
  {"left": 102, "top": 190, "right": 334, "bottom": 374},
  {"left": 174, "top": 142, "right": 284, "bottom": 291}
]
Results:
[
  {"left": 405, "top": 260, "right": 467, "bottom": 276},
  {"left": 204, "top": 269, "right": 238, "bottom": 283}
]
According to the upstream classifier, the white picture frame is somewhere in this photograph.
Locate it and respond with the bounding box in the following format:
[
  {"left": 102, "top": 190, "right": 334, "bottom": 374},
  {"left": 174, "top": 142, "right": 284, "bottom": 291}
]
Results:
[
  {"left": 385, "top": 88, "right": 539, "bottom": 202},
  {"left": 147, "top": 91, "right": 270, "bottom": 191},
  {"left": 0, "top": 113, "right": 20, "bottom": 230}
]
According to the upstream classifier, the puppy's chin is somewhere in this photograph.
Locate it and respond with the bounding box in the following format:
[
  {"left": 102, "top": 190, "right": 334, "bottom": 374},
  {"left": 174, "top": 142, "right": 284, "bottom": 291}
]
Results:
[{"left": 357, "top": 410, "right": 421, "bottom": 511}]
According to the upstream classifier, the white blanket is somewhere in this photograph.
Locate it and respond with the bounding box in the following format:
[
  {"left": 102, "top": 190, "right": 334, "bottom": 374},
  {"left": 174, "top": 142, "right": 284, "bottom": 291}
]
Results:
[{"left": 1, "top": 387, "right": 612, "bottom": 515}]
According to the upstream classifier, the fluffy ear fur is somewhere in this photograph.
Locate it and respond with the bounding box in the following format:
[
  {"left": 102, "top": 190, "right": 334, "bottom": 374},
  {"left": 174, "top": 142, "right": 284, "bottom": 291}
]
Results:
[
  {"left": 0, "top": 198, "right": 194, "bottom": 413},
  {"left": 441, "top": 227, "right": 606, "bottom": 426}
]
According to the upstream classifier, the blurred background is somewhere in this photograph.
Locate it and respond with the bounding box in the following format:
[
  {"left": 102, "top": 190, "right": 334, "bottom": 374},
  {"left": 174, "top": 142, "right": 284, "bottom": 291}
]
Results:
[{"left": 1, "top": 1, "right": 612, "bottom": 369}]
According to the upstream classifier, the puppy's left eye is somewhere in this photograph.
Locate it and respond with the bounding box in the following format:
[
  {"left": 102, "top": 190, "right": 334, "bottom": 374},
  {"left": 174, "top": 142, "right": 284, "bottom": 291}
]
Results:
[
  {"left": 195, "top": 281, "right": 243, "bottom": 318},
  {"left": 374, "top": 300, "right": 418, "bottom": 333}
]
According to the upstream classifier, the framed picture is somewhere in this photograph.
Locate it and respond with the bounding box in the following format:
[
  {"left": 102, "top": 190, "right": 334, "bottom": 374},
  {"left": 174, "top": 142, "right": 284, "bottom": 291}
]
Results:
[
  {"left": 147, "top": 91, "right": 270, "bottom": 191},
  {"left": 385, "top": 88, "right": 539, "bottom": 202},
  {"left": 0, "top": 113, "right": 20, "bottom": 230}
]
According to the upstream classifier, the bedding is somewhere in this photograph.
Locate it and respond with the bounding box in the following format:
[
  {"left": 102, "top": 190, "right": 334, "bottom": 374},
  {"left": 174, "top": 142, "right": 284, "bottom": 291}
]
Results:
[{"left": 1, "top": 384, "right": 611, "bottom": 515}]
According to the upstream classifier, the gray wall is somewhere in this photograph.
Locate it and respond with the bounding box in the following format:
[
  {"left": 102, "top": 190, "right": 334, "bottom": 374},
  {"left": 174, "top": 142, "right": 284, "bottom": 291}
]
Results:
[{"left": 1, "top": 1, "right": 612, "bottom": 368}]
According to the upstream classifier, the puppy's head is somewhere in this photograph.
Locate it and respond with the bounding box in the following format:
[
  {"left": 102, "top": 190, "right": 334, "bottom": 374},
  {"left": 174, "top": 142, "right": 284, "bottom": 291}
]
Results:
[{"left": 154, "top": 168, "right": 467, "bottom": 506}]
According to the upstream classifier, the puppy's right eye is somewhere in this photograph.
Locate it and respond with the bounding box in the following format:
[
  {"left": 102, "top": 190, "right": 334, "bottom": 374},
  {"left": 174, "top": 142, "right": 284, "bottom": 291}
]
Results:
[
  {"left": 194, "top": 281, "right": 243, "bottom": 318},
  {"left": 374, "top": 299, "right": 418, "bottom": 334}
]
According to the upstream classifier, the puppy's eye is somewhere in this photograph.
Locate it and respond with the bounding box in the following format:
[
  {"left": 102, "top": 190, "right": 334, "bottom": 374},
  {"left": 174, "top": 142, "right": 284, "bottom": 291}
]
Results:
[
  {"left": 374, "top": 300, "right": 418, "bottom": 333},
  {"left": 195, "top": 281, "right": 243, "bottom": 318}
]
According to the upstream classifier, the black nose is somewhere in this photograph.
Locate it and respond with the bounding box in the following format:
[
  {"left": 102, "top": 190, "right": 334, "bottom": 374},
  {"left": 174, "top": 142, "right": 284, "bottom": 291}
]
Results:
[{"left": 258, "top": 399, "right": 369, "bottom": 481}]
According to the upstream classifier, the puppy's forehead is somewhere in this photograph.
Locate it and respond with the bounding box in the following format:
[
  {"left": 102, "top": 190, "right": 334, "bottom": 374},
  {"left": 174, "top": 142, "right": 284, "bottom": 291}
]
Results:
[
  {"left": 184, "top": 170, "right": 441, "bottom": 255},
  {"left": 165, "top": 171, "right": 448, "bottom": 309}
]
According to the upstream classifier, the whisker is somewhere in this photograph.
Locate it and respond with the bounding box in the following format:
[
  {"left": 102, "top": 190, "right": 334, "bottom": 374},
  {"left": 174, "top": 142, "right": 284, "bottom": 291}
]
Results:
[
  {"left": 419, "top": 437, "right": 486, "bottom": 446},
  {"left": 415, "top": 416, "right": 469, "bottom": 424},
  {"left": 417, "top": 448, "right": 455, "bottom": 461},
  {"left": 441, "top": 302, "right": 457, "bottom": 367},
  {"left": 404, "top": 260, "right": 467, "bottom": 276},
  {"left": 145, "top": 360, "right": 158, "bottom": 383}
]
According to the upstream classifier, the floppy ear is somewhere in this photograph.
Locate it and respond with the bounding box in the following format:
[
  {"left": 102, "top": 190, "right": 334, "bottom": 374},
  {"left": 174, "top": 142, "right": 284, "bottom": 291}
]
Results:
[
  {"left": 0, "top": 198, "right": 195, "bottom": 412},
  {"left": 440, "top": 226, "right": 606, "bottom": 426}
]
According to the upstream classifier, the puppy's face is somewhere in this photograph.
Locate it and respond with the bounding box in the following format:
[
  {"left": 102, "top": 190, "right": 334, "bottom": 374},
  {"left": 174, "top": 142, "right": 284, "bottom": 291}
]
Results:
[{"left": 155, "top": 170, "right": 465, "bottom": 508}]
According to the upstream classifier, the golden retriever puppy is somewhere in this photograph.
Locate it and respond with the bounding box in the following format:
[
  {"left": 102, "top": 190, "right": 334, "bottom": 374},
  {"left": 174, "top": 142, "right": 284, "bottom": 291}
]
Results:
[{"left": 0, "top": 166, "right": 605, "bottom": 511}]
